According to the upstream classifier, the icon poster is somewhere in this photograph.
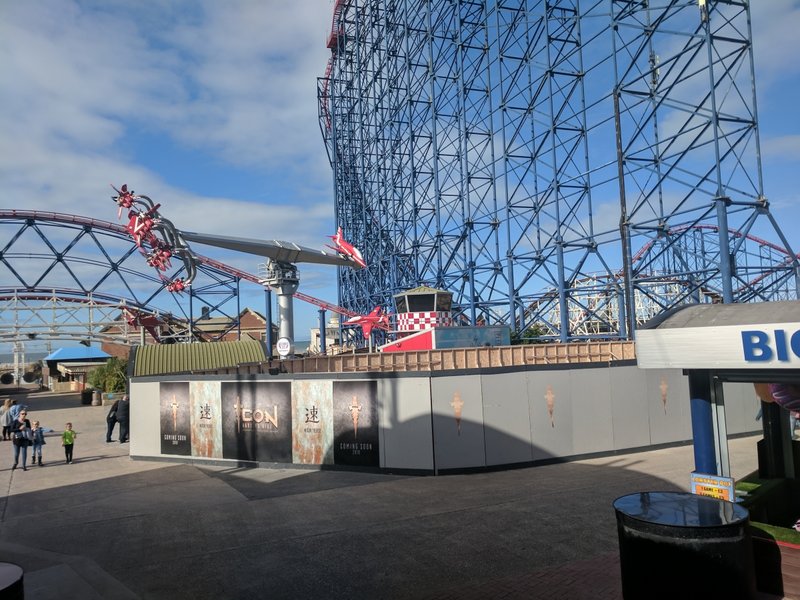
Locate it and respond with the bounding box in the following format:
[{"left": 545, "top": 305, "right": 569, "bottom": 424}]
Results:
[{"left": 221, "top": 381, "right": 292, "bottom": 463}]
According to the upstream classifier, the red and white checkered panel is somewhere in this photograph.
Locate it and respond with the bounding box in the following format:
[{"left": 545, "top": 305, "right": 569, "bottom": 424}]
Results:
[{"left": 396, "top": 311, "right": 453, "bottom": 332}]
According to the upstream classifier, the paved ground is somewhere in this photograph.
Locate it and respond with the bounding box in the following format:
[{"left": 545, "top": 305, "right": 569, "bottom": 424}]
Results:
[{"left": 0, "top": 390, "right": 785, "bottom": 599}]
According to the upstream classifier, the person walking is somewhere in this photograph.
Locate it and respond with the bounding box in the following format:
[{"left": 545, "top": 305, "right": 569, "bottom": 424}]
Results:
[
  {"left": 61, "top": 422, "right": 77, "bottom": 464},
  {"left": 0, "top": 398, "right": 13, "bottom": 440},
  {"left": 3, "top": 400, "right": 19, "bottom": 441},
  {"left": 106, "top": 399, "right": 120, "bottom": 443},
  {"left": 9, "top": 401, "right": 23, "bottom": 421},
  {"left": 31, "top": 420, "right": 51, "bottom": 466},
  {"left": 11, "top": 409, "right": 32, "bottom": 471},
  {"left": 116, "top": 395, "right": 130, "bottom": 443}
]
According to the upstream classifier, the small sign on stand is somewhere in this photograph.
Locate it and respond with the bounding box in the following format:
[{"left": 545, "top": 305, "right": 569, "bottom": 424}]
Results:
[{"left": 690, "top": 472, "right": 735, "bottom": 502}]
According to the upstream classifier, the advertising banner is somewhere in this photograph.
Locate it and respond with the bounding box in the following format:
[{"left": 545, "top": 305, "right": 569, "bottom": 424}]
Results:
[
  {"left": 637, "top": 322, "right": 800, "bottom": 369},
  {"left": 221, "top": 381, "right": 292, "bottom": 463},
  {"left": 292, "top": 380, "right": 334, "bottom": 465},
  {"left": 333, "top": 380, "right": 379, "bottom": 467},
  {"left": 160, "top": 382, "right": 191, "bottom": 456},
  {"left": 190, "top": 381, "right": 222, "bottom": 458}
]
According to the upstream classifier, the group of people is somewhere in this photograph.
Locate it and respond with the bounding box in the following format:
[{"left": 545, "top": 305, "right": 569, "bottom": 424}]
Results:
[
  {"left": 1, "top": 398, "right": 77, "bottom": 470},
  {"left": 0, "top": 394, "right": 130, "bottom": 471},
  {"left": 105, "top": 395, "right": 130, "bottom": 443}
]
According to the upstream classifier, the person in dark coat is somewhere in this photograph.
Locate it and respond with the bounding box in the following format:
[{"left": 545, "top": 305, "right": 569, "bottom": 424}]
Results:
[
  {"left": 106, "top": 399, "right": 120, "bottom": 443},
  {"left": 10, "top": 409, "right": 32, "bottom": 471},
  {"left": 116, "top": 395, "right": 130, "bottom": 443}
]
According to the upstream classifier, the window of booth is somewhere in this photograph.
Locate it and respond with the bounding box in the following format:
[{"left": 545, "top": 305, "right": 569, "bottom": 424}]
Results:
[
  {"left": 436, "top": 294, "right": 452, "bottom": 312},
  {"left": 395, "top": 296, "right": 408, "bottom": 313},
  {"left": 408, "top": 294, "right": 434, "bottom": 312}
]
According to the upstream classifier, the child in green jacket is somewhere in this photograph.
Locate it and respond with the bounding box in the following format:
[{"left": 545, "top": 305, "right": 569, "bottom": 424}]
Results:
[{"left": 61, "top": 422, "right": 77, "bottom": 464}]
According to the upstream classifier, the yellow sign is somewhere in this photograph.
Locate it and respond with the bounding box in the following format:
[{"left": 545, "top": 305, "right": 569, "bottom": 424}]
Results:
[{"left": 690, "top": 473, "right": 735, "bottom": 502}]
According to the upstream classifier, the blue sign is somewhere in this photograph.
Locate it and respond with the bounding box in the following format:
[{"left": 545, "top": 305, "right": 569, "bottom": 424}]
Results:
[{"left": 742, "top": 329, "right": 800, "bottom": 362}]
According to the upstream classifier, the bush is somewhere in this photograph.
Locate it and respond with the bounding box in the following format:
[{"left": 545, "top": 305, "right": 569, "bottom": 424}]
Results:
[
  {"left": 87, "top": 358, "right": 128, "bottom": 393},
  {"left": 737, "top": 475, "right": 800, "bottom": 544},
  {"left": 510, "top": 323, "right": 549, "bottom": 345}
]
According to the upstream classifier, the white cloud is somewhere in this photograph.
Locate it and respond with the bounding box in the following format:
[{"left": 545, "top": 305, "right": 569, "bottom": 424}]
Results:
[
  {"left": 1, "top": 0, "right": 797, "bottom": 335},
  {"left": 751, "top": 0, "right": 800, "bottom": 87},
  {"left": 0, "top": 0, "right": 336, "bottom": 237},
  {"left": 761, "top": 134, "right": 800, "bottom": 162},
  {"left": 0, "top": 0, "right": 341, "bottom": 333},
  {"left": 155, "top": 2, "right": 333, "bottom": 172}
]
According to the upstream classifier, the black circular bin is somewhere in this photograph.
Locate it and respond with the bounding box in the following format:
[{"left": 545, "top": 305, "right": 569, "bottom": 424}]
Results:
[
  {"left": 613, "top": 491, "right": 756, "bottom": 599},
  {"left": 0, "top": 562, "right": 23, "bottom": 600}
]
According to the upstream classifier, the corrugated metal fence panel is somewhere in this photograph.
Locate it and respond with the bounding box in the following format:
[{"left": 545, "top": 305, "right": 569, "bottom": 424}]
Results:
[{"left": 133, "top": 339, "right": 267, "bottom": 376}]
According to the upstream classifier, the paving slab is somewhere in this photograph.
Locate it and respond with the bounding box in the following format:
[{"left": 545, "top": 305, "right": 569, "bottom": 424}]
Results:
[{"left": 0, "top": 390, "right": 781, "bottom": 599}]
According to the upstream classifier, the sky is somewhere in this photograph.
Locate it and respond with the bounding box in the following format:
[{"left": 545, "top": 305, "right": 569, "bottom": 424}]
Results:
[{"left": 1, "top": 0, "right": 799, "bottom": 348}]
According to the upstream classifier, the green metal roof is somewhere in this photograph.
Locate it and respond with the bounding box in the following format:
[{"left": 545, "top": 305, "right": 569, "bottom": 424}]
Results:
[{"left": 132, "top": 339, "right": 267, "bottom": 377}]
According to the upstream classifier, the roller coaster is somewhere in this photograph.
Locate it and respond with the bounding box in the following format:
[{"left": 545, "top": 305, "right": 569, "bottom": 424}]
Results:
[
  {"left": 3, "top": 2, "right": 800, "bottom": 357},
  {"left": 1, "top": 207, "right": 796, "bottom": 355},
  {"left": 0, "top": 209, "right": 360, "bottom": 362},
  {"left": 318, "top": 0, "right": 800, "bottom": 341}
]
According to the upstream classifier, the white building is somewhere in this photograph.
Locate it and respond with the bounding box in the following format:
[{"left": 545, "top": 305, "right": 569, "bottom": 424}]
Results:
[{"left": 308, "top": 316, "right": 341, "bottom": 355}]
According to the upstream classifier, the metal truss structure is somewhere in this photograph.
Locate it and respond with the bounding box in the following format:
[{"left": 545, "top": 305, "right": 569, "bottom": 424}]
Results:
[
  {"left": 0, "top": 211, "right": 359, "bottom": 354},
  {"left": 0, "top": 289, "right": 178, "bottom": 346},
  {"left": 0, "top": 211, "right": 252, "bottom": 348},
  {"left": 319, "top": 0, "right": 800, "bottom": 341}
]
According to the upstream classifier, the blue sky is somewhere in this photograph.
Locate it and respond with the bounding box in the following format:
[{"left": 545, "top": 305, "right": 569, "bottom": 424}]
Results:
[{"left": 1, "top": 1, "right": 798, "bottom": 344}]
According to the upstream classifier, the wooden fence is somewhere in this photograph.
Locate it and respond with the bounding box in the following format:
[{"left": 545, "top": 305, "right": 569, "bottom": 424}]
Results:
[{"left": 204, "top": 341, "right": 636, "bottom": 376}]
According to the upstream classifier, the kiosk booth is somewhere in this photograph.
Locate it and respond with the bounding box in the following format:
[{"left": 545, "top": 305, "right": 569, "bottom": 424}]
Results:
[
  {"left": 379, "top": 286, "right": 510, "bottom": 352},
  {"left": 631, "top": 300, "right": 800, "bottom": 598},
  {"left": 636, "top": 301, "right": 799, "bottom": 481}
]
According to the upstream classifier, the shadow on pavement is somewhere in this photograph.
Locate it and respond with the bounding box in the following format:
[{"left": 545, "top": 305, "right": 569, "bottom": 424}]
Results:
[
  {"left": 0, "top": 391, "right": 764, "bottom": 600},
  {"left": 0, "top": 451, "right": 697, "bottom": 599}
]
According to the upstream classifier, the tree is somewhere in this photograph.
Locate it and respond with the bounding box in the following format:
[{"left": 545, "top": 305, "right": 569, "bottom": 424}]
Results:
[
  {"left": 510, "top": 323, "right": 549, "bottom": 345},
  {"left": 87, "top": 357, "right": 128, "bottom": 392}
]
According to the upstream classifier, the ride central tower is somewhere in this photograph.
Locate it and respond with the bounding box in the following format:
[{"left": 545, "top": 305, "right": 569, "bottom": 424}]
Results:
[{"left": 318, "top": 0, "right": 799, "bottom": 342}]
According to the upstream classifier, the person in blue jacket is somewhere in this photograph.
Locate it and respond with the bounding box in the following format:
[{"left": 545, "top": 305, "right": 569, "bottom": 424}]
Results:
[{"left": 31, "top": 420, "right": 51, "bottom": 466}]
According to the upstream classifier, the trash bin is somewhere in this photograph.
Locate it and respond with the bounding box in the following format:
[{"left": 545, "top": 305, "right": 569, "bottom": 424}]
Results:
[
  {"left": 80, "top": 389, "right": 93, "bottom": 405},
  {"left": 0, "top": 561, "right": 24, "bottom": 600},
  {"left": 613, "top": 491, "right": 756, "bottom": 599},
  {"left": 92, "top": 390, "right": 102, "bottom": 406}
]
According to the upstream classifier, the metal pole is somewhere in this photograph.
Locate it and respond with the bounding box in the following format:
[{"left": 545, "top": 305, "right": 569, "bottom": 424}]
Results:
[
  {"left": 711, "top": 377, "right": 731, "bottom": 478},
  {"left": 265, "top": 288, "right": 273, "bottom": 357},
  {"left": 715, "top": 197, "right": 734, "bottom": 304},
  {"left": 277, "top": 293, "right": 294, "bottom": 353},
  {"left": 688, "top": 370, "right": 717, "bottom": 475},
  {"left": 613, "top": 91, "right": 635, "bottom": 340},
  {"left": 236, "top": 278, "right": 241, "bottom": 340},
  {"left": 189, "top": 289, "right": 194, "bottom": 342},
  {"left": 318, "top": 309, "right": 327, "bottom": 355}
]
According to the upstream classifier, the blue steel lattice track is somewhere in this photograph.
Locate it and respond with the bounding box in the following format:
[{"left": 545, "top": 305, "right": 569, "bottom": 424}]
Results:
[{"left": 318, "top": 0, "right": 800, "bottom": 343}]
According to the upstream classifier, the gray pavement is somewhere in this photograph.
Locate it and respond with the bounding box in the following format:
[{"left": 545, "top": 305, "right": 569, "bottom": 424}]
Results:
[{"left": 0, "top": 390, "right": 779, "bottom": 599}]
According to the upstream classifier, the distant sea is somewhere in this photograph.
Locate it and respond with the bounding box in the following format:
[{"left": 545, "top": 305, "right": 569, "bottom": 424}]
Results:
[{"left": 0, "top": 352, "right": 49, "bottom": 365}]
